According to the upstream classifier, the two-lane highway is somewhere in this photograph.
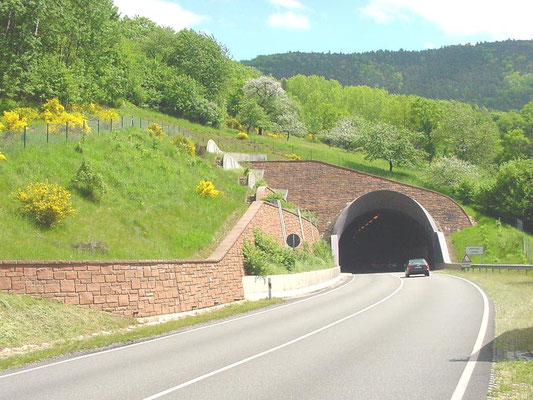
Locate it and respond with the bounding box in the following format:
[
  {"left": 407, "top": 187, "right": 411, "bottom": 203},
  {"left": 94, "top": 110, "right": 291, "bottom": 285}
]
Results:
[{"left": 0, "top": 272, "right": 493, "bottom": 399}]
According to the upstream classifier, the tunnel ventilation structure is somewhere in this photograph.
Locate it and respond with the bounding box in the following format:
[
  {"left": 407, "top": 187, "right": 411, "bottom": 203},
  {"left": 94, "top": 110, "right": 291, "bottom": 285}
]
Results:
[{"left": 331, "top": 190, "right": 451, "bottom": 273}]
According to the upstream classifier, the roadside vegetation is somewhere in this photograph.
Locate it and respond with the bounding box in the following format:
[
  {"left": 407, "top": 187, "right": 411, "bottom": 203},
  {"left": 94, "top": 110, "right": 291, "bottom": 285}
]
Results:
[
  {"left": 0, "top": 124, "right": 248, "bottom": 260},
  {"left": 243, "top": 230, "right": 334, "bottom": 275},
  {"left": 441, "top": 270, "right": 532, "bottom": 399},
  {"left": 451, "top": 207, "right": 533, "bottom": 264},
  {"left": 0, "top": 291, "right": 282, "bottom": 370}
]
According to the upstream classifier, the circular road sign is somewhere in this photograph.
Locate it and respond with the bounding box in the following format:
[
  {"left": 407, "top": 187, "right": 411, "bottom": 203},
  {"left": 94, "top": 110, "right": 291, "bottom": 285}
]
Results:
[{"left": 286, "top": 234, "right": 301, "bottom": 248}]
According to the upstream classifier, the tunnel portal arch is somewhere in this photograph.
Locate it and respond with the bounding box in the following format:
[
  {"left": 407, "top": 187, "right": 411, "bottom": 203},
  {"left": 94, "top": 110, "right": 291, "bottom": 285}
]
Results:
[{"left": 331, "top": 190, "right": 451, "bottom": 272}]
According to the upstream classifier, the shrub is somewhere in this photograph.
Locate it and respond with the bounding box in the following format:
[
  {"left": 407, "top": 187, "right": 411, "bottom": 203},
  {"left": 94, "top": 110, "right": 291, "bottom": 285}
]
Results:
[
  {"left": 13, "top": 107, "right": 39, "bottom": 123},
  {"left": 243, "top": 230, "right": 333, "bottom": 275},
  {"left": 237, "top": 132, "right": 249, "bottom": 140},
  {"left": 70, "top": 160, "right": 105, "bottom": 202},
  {"left": 3, "top": 111, "right": 27, "bottom": 132},
  {"left": 285, "top": 153, "right": 301, "bottom": 161},
  {"left": 41, "top": 98, "right": 89, "bottom": 133},
  {"left": 196, "top": 180, "right": 220, "bottom": 198},
  {"left": 87, "top": 103, "right": 119, "bottom": 121},
  {"left": 227, "top": 118, "right": 244, "bottom": 131},
  {"left": 171, "top": 135, "right": 196, "bottom": 156},
  {"left": 266, "top": 132, "right": 284, "bottom": 139},
  {"left": 0, "top": 148, "right": 6, "bottom": 161},
  {"left": 0, "top": 122, "right": 4, "bottom": 132},
  {"left": 16, "top": 180, "right": 76, "bottom": 227},
  {"left": 147, "top": 122, "right": 165, "bottom": 138}
]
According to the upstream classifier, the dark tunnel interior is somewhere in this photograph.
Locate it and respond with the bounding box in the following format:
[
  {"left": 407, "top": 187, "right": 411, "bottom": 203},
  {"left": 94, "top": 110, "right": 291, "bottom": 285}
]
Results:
[{"left": 339, "top": 209, "right": 434, "bottom": 273}]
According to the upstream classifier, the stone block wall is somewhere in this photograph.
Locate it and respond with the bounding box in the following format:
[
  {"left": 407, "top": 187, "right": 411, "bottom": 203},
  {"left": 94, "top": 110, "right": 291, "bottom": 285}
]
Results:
[
  {"left": 0, "top": 201, "right": 319, "bottom": 317},
  {"left": 249, "top": 161, "right": 472, "bottom": 235}
]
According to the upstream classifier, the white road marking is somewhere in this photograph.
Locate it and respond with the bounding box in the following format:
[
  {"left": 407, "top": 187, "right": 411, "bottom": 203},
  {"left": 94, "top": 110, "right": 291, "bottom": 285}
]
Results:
[
  {"left": 0, "top": 275, "right": 356, "bottom": 379},
  {"left": 143, "top": 275, "right": 404, "bottom": 400},
  {"left": 447, "top": 274, "right": 491, "bottom": 400}
]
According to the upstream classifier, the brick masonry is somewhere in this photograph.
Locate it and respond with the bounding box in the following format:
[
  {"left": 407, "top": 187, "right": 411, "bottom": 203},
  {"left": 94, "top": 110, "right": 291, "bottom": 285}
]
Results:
[
  {"left": 248, "top": 161, "right": 472, "bottom": 236},
  {"left": 0, "top": 201, "right": 319, "bottom": 317}
]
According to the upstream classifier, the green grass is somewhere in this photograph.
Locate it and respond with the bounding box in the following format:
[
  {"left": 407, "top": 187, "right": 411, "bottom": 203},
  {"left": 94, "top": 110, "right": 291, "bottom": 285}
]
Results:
[
  {"left": 0, "top": 294, "right": 282, "bottom": 370},
  {"left": 450, "top": 207, "right": 532, "bottom": 264},
  {"left": 0, "top": 290, "right": 135, "bottom": 351},
  {"left": 440, "top": 269, "right": 532, "bottom": 399},
  {"left": 0, "top": 127, "right": 248, "bottom": 260}
]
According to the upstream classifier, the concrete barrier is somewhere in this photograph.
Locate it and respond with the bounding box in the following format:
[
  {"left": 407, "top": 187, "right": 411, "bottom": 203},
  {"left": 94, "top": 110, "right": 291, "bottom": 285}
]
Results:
[{"left": 242, "top": 266, "right": 341, "bottom": 300}]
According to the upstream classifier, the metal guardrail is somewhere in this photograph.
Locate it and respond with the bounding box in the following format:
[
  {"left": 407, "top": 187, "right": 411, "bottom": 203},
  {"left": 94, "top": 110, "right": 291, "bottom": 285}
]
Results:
[{"left": 461, "top": 264, "right": 533, "bottom": 274}]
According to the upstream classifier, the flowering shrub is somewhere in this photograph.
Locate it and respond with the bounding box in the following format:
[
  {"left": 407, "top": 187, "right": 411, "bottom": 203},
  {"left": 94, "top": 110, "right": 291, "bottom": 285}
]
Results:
[
  {"left": 196, "top": 180, "right": 220, "bottom": 198},
  {"left": 70, "top": 160, "right": 105, "bottom": 202},
  {"left": 87, "top": 103, "right": 119, "bottom": 121},
  {"left": 0, "top": 148, "right": 6, "bottom": 161},
  {"left": 0, "top": 122, "right": 5, "bottom": 132},
  {"left": 285, "top": 153, "right": 301, "bottom": 161},
  {"left": 237, "top": 132, "right": 249, "bottom": 140},
  {"left": 41, "top": 98, "right": 89, "bottom": 133},
  {"left": 3, "top": 111, "right": 28, "bottom": 132},
  {"left": 266, "top": 132, "right": 284, "bottom": 139},
  {"left": 13, "top": 107, "right": 39, "bottom": 123},
  {"left": 16, "top": 180, "right": 76, "bottom": 227},
  {"left": 171, "top": 135, "right": 196, "bottom": 156},
  {"left": 147, "top": 123, "right": 165, "bottom": 138}
]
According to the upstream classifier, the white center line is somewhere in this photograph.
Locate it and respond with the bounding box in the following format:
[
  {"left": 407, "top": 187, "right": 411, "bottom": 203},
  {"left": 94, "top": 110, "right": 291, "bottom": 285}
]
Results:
[{"left": 143, "top": 275, "right": 404, "bottom": 400}]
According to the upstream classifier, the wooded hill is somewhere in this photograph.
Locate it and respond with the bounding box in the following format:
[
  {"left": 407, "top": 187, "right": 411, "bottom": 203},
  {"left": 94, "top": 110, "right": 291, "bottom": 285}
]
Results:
[{"left": 244, "top": 40, "right": 533, "bottom": 111}]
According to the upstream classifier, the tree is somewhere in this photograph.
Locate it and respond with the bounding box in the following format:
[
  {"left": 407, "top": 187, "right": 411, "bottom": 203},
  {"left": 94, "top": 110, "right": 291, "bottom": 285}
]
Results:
[
  {"left": 355, "top": 122, "right": 424, "bottom": 173},
  {"left": 408, "top": 98, "right": 442, "bottom": 161},
  {"left": 499, "top": 129, "right": 531, "bottom": 163},
  {"left": 237, "top": 99, "right": 267, "bottom": 133}
]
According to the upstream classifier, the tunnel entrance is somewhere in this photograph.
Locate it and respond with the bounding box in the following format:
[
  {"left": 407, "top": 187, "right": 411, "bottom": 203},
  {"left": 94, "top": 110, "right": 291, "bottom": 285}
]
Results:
[
  {"left": 331, "top": 190, "right": 451, "bottom": 274},
  {"left": 338, "top": 210, "right": 433, "bottom": 273}
]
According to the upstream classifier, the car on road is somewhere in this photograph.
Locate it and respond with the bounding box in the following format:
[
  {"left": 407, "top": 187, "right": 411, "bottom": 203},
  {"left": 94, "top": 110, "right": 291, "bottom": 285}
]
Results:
[{"left": 405, "top": 258, "right": 430, "bottom": 277}]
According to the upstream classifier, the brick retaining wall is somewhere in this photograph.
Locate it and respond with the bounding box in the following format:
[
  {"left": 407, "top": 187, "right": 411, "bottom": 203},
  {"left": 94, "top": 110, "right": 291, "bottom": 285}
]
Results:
[
  {"left": 0, "top": 201, "right": 319, "bottom": 317},
  {"left": 249, "top": 161, "right": 472, "bottom": 235}
]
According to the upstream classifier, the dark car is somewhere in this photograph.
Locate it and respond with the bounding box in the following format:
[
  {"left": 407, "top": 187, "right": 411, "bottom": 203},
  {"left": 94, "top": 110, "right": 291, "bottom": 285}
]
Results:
[{"left": 405, "top": 258, "right": 430, "bottom": 277}]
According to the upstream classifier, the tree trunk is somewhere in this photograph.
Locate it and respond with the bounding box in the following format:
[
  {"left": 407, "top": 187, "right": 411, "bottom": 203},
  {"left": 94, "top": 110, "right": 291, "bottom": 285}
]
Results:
[
  {"left": 389, "top": 160, "right": 393, "bottom": 173},
  {"left": 258, "top": 127, "right": 263, "bottom": 136}
]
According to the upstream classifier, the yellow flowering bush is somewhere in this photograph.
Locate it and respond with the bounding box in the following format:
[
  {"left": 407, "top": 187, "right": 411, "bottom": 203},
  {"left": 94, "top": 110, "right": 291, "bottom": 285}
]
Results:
[
  {"left": 42, "top": 98, "right": 89, "bottom": 133},
  {"left": 266, "top": 132, "right": 284, "bottom": 139},
  {"left": 285, "top": 153, "right": 301, "bottom": 161},
  {"left": 0, "top": 122, "right": 5, "bottom": 132},
  {"left": 171, "top": 135, "right": 196, "bottom": 156},
  {"left": 3, "top": 111, "right": 28, "bottom": 132},
  {"left": 13, "top": 107, "right": 39, "bottom": 123},
  {"left": 147, "top": 122, "right": 165, "bottom": 138},
  {"left": 237, "top": 132, "right": 249, "bottom": 140},
  {"left": 87, "top": 103, "right": 119, "bottom": 121},
  {"left": 196, "top": 180, "right": 220, "bottom": 198},
  {"left": 16, "top": 180, "right": 76, "bottom": 227},
  {"left": 0, "top": 148, "right": 6, "bottom": 161}
]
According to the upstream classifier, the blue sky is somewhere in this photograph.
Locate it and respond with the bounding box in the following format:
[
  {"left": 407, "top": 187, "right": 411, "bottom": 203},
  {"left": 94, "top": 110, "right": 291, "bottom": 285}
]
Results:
[{"left": 114, "top": 0, "right": 533, "bottom": 61}]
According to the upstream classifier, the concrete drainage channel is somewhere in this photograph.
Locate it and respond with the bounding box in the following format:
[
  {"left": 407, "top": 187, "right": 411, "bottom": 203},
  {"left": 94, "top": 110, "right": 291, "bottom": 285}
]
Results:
[{"left": 242, "top": 267, "right": 343, "bottom": 300}]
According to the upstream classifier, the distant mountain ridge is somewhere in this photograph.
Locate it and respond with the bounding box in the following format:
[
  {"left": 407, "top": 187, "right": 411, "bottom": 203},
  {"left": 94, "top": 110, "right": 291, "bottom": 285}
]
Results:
[{"left": 243, "top": 40, "right": 533, "bottom": 111}]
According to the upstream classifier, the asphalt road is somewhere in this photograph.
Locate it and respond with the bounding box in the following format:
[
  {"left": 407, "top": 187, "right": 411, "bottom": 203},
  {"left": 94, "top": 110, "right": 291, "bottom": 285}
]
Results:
[{"left": 0, "top": 272, "right": 493, "bottom": 400}]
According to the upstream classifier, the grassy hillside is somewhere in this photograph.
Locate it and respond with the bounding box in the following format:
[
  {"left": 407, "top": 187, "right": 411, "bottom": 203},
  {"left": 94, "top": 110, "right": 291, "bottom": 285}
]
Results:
[{"left": 0, "top": 127, "right": 248, "bottom": 260}]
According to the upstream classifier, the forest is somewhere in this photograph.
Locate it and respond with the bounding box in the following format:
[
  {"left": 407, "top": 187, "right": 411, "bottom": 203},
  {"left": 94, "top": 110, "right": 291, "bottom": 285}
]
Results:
[
  {"left": 244, "top": 40, "right": 533, "bottom": 111},
  {"left": 0, "top": 0, "right": 531, "bottom": 230}
]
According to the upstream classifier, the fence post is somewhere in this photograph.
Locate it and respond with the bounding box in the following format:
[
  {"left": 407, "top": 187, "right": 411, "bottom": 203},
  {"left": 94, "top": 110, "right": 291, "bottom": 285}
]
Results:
[
  {"left": 97, "top": 120, "right": 100, "bottom": 134},
  {"left": 23, "top": 126, "right": 27, "bottom": 148},
  {"left": 65, "top": 122, "right": 69, "bottom": 142},
  {"left": 46, "top": 124, "right": 49, "bottom": 144},
  {"left": 121, "top": 116, "right": 124, "bottom": 129},
  {"left": 131, "top": 116, "right": 134, "bottom": 127},
  {"left": 110, "top": 119, "right": 113, "bottom": 132},
  {"left": 140, "top": 118, "right": 142, "bottom": 128}
]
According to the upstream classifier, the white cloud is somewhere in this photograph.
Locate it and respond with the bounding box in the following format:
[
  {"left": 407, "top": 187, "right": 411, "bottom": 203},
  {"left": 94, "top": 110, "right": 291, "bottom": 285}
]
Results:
[
  {"left": 114, "top": 0, "right": 207, "bottom": 31},
  {"left": 424, "top": 42, "right": 436, "bottom": 49},
  {"left": 269, "top": 0, "right": 305, "bottom": 9},
  {"left": 361, "top": 0, "right": 533, "bottom": 40},
  {"left": 268, "top": 11, "right": 311, "bottom": 30}
]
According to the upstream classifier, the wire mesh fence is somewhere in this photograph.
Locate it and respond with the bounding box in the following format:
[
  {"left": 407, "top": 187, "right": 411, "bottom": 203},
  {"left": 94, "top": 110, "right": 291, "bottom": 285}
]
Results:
[{"left": 0, "top": 115, "right": 200, "bottom": 154}]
